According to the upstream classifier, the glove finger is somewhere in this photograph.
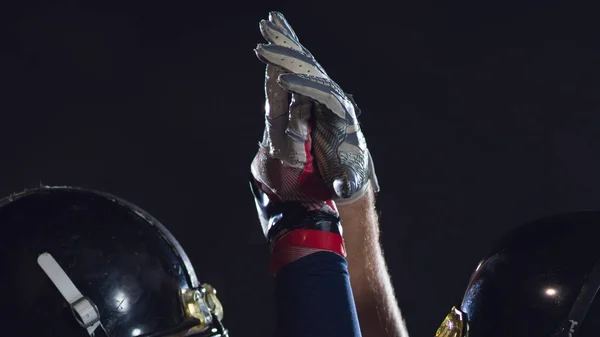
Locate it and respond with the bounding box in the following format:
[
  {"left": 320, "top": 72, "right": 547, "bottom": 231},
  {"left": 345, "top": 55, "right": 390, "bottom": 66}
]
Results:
[
  {"left": 286, "top": 93, "right": 312, "bottom": 143},
  {"left": 262, "top": 64, "right": 290, "bottom": 159},
  {"left": 277, "top": 73, "right": 358, "bottom": 124},
  {"left": 282, "top": 93, "right": 313, "bottom": 169},
  {"left": 259, "top": 19, "right": 304, "bottom": 52},
  {"left": 254, "top": 44, "right": 328, "bottom": 79},
  {"left": 280, "top": 74, "right": 371, "bottom": 199},
  {"left": 265, "top": 65, "right": 288, "bottom": 119},
  {"left": 312, "top": 104, "right": 370, "bottom": 199},
  {"left": 268, "top": 11, "right": 299, "bottom": 42}
]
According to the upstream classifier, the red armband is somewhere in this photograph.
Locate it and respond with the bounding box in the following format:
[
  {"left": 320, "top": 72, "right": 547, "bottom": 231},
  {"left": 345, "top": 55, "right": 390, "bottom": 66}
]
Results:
[{"left": 269, "top": 229, "right": 346, "bottom": 275}]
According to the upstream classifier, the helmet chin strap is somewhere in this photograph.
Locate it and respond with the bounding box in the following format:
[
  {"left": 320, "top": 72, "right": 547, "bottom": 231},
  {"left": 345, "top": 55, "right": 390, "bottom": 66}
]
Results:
[
  {"left": 552, "top": 257, "right": 600, "bottom": 337},
  {"left": 37, "top": 252, "right": 104, "bottom": 336}
]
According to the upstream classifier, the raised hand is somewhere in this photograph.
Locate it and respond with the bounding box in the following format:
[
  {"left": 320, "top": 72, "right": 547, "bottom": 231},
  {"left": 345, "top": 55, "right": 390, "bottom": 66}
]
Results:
[{"left": 252, "top": 11, "right": 378, "bottom": 206}]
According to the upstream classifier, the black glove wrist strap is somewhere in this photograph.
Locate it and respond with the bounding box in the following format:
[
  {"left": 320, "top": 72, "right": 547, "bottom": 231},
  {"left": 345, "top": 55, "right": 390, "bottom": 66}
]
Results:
[{"left": 249, "top": 177, "right": 342, "bottom": 244}]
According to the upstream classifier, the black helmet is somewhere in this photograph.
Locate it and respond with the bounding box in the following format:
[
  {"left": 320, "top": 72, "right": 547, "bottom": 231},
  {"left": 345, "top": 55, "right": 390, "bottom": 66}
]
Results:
[
  {"left": 0, "top": 186, "right": 226, "bottom": 337},
  {"left": 435, "top": 211, "right": 600, "bottom": 337}
]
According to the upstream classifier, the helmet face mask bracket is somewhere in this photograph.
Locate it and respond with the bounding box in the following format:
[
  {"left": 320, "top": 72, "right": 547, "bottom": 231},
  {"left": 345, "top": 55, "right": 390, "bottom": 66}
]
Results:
[{"left": 179, "top": 285, "right": 226, "bottom": 336}]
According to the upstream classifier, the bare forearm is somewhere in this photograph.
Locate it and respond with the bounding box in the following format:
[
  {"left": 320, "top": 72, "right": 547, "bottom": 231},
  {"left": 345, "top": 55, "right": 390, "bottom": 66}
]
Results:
[{"left": 338, "top": 186, "right": 409, "bottom": 337}]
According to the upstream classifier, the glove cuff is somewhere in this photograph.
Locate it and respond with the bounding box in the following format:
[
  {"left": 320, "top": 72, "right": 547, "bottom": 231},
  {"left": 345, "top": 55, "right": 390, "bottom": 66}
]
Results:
[
  {"left": 250, "top": 176, "right": 346, "bottom": 274},
  {"left": 250, "top": 176, "right": 341, "bottom": 239}
]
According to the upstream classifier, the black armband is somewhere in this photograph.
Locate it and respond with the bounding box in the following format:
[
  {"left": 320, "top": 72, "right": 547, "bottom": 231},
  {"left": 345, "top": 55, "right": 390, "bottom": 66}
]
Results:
[{"left": 249, "top": 177, "right": 342, "bottom": 244}]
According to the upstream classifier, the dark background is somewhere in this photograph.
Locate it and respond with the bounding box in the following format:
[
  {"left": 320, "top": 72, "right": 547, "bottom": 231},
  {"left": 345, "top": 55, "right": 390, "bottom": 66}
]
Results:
[{"left": 1, "top": 1, "right": 599, "bottom": 336}]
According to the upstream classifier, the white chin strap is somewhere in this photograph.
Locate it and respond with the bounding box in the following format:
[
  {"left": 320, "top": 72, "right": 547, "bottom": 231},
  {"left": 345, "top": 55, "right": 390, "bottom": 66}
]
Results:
[{"left": 38, "top": 252, "right": 102, "bottom": 336}]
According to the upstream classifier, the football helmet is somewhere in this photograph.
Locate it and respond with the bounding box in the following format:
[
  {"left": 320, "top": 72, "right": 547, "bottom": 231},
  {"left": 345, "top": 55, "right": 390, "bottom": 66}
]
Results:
[
  {"left": 436, "top": 211, "right": 600, "bottom": 337},
  {"left": 0, "top": 186, "right": 226, "bottom": 337}
]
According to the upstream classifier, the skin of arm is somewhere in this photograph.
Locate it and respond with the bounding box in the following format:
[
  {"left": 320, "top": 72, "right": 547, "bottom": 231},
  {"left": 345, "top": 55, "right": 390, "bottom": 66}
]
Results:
[{"left": 338, "top": 185, "right": 410, "bottom": 337}]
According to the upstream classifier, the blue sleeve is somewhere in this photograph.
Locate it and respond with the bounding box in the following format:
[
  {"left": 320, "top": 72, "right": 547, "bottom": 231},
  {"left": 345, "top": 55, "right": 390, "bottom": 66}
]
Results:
[{"left": 274, "top": 251, "right": 362, "bottom": 337}]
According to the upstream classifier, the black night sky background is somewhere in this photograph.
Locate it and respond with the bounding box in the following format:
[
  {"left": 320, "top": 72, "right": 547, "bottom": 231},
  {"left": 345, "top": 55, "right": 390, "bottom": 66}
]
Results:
[{"left": 2, "top": 1, "right": 600, "bottom": 336}]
